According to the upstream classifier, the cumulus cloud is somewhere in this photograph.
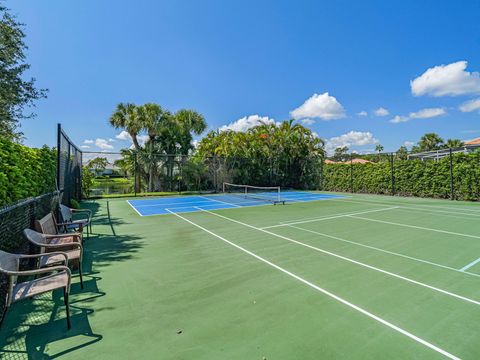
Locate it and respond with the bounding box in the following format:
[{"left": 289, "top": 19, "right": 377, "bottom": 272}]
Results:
[
  {"left": 301, "top": 118, "right": 315, "bottom": 125},
  {"left": 390, "top": 107, "right": 446, "bottom": 123},
  {"left": 95, "top": 138, "right": 114, "bottom": 150},
  {"left": 80, "top": 145, "right": 90, "bottom": 149},
  {"left": 290, "top": 92, "right": 346, "bottom": 120},
  {"left": 356, "top": 111, "right": 368, "bottom": 117},
  {"left": 411, "top": 61, "right": 480, "bottom": 97},
  {"left": 374, "top": 107, "right": 389, "bottom": 116},
  {"left": 459, "top": 98, "right": 480, "bottom": 112},
  {"left": 409, "top": 107, "right": 446, "bottom": 119},
  {"left": 325, "top": 130, "right": 379, "bottom": 154},
  {"left": 403, "top": 141, "right": 415, "bottom": 149},
  {"left": 84, "top": 139, "right": 94, "bottom": 144},
  {"left": 108, "top": 138, "right": 116, "bottom": 142},
  {"left": 219, "top": 115, "right": 277, "bottom": 132},
  {"left": 116, "top": 131, "right": 131, "bottom": 141}
]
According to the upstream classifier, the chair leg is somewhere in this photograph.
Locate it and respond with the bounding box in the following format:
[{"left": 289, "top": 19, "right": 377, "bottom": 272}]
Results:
[
  {"left": 0, "top": 306, "right": 8, "bottom": 328},
  {"left": 79, "top": 262, "right": 84, "bottom": 289},
  {"left": 63, "top": 288, "right": 71, "bottom": 330}
]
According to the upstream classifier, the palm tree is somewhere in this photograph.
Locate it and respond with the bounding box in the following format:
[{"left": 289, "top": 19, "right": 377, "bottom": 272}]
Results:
[
  {"left": 418, "top": 133, "right": 444, "bottom": 151},
  {"left": 445, "top": 139, "right": 464, "bottom": 149},
  {"left": 375, "top": 144, "right": 384, "bottom": 153},
  {"left": 109, "top": 103, "right": 142, "bottom": 149}
]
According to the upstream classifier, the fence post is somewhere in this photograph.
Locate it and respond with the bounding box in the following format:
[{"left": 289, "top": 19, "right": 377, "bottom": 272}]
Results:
[
  {"left": 56, "top": 123, "right": 61, "bottom": 193},
  {"left": 134, "top": 152, "right": 138, "bottom": 197},
  {"left": 391, "top": 153, "right": 395, "bottom": 195},
  {"left": 350, "top": 153, "right": 353, "bottom": 193},
  {"left": 449, "top": 148, "right": 454, "bottom": 200}
]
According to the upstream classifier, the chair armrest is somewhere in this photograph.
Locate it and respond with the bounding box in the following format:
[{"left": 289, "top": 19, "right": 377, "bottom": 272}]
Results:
[
  {"left": 40, "top": 241, "right": 82, "bottom": 250},
  {"left": 19, "top": 252, "right": 69, "bottom": 265},
  {"left": 5, "top": 265, "right": 71, "bottom": 278},
  {"left": 45, "top": 233, "right": 82, "bottom": 240}
]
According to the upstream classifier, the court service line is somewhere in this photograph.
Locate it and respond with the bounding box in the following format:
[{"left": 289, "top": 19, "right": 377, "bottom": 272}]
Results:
[
  {"left": 198, "top": 208, "right": 480, "bottom": 307},
  {"left": 349, "top": 215, "right": 480, "bottom": 240},
  {"left": 166, "top": 209, "right": 460, "bottom": 360},
  {"left": 261, "top": 206, "right": 399, "bottom": 229},
  {"left": 286, "top": 224, "right": 480, "bottom": 278},
  {"left": 126, "top": 200, "right": 144, "bottom": 217},
  {"left": 198, "top": 195, "right": 242, "bottom": 208},
  {"left": 460, "top": 257, "right": 480, "bottom": 272}
]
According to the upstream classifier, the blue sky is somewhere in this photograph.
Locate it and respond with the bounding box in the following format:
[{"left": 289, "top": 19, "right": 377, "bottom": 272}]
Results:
[{"left": 10, "top": 0, "right": 480, "bottom": 154}]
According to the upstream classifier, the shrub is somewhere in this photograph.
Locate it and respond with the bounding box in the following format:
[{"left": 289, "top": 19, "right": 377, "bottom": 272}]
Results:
[{"left": 0, "top": 138, "right": 56, "bottom": 207}]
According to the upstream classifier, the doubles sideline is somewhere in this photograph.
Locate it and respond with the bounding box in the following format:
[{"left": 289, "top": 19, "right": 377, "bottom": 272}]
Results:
[{"left": 167, "top": 208, "right": 460, "bottom": 360}]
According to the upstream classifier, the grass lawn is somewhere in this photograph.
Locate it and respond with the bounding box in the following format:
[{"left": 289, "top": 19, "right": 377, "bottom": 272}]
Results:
[{"left": 1, "top": 192, "right": 480, "bottom": 359}]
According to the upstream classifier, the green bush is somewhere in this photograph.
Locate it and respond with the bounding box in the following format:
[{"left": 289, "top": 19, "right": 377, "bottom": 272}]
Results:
[
  {"left": 0, "top": 138, "right": 56, "bottom": 207},
  {"left": 322, "top": 152, "right": 480, "bottom": 201}
]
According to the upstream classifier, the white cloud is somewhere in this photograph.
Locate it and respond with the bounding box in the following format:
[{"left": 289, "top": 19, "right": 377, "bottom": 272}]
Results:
[
  {"left": 403, "top": 141, "right": 415, "bottom": 149},
  {"left": 290, "top": 92, "right": 346, "bottom": 120},
  {"left": 301, "top": 118, "right": 315, "bottom": 125},
  {"left": 84, "top": 139, "right": 94, "bottom": 144},
  {"left": 325, "top": 130, "right": 379, "bottom": 154},
  {"left": 116, "top": 131, "right": 131, "bottom": 141},
  {"left": 219, "top": 115, "right": 277, "bottom": 132},
  {"left": 390, "top": 107, "right": 446, "bottom": 123},
  {"left": 357, "top": 111, "right": 368, "bottom": 117},
  {"left": 95, "top": 138, "right": 114, "bottom": 150},
  {"left": 108, "top": 138, "right": 116, "bottom": 142},
  {"left": 409, "top": 107, "right": 446, "bottom": 119},
  {"left": 80, "top": 145, "right": 90, "bottom": 149},
  {"left": 390, "top": 115, "right": 409, "bottom": 124},
  {"left": 137, "top": 135, "right": 149, "bottom": 147},
  {"left": 374, "top": 107, "right": 389, "bottom": 116},
  {"left": 411, "top": 61, "right": 480, "bottom": 97},
  {"left": 459, "top": 98, "right": 480, "bottom": 112}
]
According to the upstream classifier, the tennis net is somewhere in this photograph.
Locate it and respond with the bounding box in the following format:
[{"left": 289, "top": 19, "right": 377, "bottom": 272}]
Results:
[{"left": 222, "top": 182, "right": 284, "bottom": 204}]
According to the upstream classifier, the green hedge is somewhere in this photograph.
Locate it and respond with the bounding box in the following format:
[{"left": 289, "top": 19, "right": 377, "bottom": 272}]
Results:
[
  {"left": 322, "top": 152, "right": 480, "bottom": 201},
  {"left": 0, "top": 138, "right": 56, "bottom": 207}
]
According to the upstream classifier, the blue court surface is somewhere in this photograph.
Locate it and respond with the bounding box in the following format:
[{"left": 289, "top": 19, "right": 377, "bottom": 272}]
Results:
[{"left": 127, "top": 191, "right": 345, "bottom": 216}]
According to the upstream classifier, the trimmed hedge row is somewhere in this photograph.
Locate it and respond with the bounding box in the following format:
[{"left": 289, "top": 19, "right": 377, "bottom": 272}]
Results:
[
  {"left": 322, "top": 152, "right": 480, "bottom": 201},
  {"left": 0, "top": 138, "right": 56, "bottom": 207}
]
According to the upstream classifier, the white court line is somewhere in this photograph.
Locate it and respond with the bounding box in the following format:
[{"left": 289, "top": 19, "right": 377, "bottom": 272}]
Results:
[
  {"left": 286, "top": 224, "right": 480, "bottom": 278},
  {"left": 460, "top": 257, "right": 480, "bottom": 272},
  {"left": 198, "top": 195, "right": 242, "bottom": 207},
  {"left": 126, "top": 200, "right": 144, "bottom": 217},
  {"left": 198, "top": 208, "right": 480, "bottom": 307},
  {"left": 336, "top": 197, "right": 480, "bottom": 214},
  {"left": 333, "top": 198, "right": 480, "bottom": 219},
  {"left": 349, "top": 215, "right": 480, "bottom": 240},
  {"left": 261, "top": 207, "right": 399, "bottom": 229},
  {"left": 167, "top": 208, "right": 460, "bottom": 360},
  {"left": 133, "top": 200, "right": 216, "bottom": 208}
]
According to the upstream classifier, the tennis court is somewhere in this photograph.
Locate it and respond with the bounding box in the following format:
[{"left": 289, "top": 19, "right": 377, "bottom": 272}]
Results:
[{"left": 3, "top": 191, "right": 480, "bottom": 359}]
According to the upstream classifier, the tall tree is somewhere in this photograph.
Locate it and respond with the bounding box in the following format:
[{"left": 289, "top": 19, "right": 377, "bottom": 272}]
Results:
[
  {"left": 332, "top": 146, "right": 349, "bottom": 162},
  {"left": 445, "top": 139, "right": 464, "bottom": 149},
  {"left": 417, "top": 133, "right": 444, "bottom": 151},
  {"left": 109, "top": 103, "right": 142, "bottom": 149},
  {"left": 375, "top": 144, "right": 384, "bottom": 153},
  {"left": 0, "top": 6, "right": 47, "bottom": 141}
]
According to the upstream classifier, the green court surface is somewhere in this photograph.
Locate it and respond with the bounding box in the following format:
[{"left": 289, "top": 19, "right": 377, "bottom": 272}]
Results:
[{"left": 2, "top": 193, "right": 480, "bottom": 359}]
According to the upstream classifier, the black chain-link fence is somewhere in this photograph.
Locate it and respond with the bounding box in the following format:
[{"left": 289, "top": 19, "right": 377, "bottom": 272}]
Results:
[
  {"left": 322, "top": 147, "right": 480, "bottom": 201},
  {"left": 57, "top": 123, "right": 82, "bottom": 205},
  {"left": 82, "top": 151, "right": 324, "bottom": 197}
]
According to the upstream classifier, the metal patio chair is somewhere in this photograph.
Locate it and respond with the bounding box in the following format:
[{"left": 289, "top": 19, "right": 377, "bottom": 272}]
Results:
[
  {"left": 0, "top": 250, "right": 72, "bottom": 329},
  {"left": 59, "top": 204, "right": 92, "bottom": 240},
  {"left": 24, "top": 228, "right": 84, "bottom": 289},
  {"left": 35, "top": 213, "right": 83, "bottom": 244}
]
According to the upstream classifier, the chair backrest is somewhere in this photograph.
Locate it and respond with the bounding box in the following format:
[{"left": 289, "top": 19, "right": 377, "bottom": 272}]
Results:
[
  {"left": 35, "top": 213, "right": 58, "bottom": 235},
  {"left": 23, "top": 228, "right": 48, "bottom": 247},
  {"left": 0, "top": 250, "right": 19, "bottom": 274},
  {"left": 59, "top": 204, "right": 73, "bottom": 223}
]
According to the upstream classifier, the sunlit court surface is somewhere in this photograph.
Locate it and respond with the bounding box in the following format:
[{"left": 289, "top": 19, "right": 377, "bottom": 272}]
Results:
[{"left": 4, "top": 191, "right": 479, "bottom": 359}]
